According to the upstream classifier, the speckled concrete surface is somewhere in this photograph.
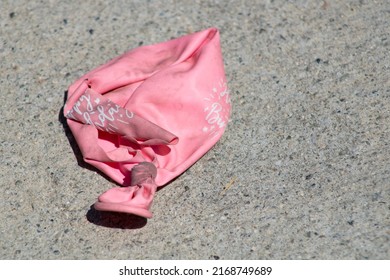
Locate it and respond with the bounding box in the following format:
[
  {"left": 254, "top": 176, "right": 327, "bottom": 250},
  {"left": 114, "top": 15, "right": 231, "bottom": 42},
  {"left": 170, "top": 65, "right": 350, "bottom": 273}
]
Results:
[{"left": 1, "top": 0, "right": 389, "bottom": 259}]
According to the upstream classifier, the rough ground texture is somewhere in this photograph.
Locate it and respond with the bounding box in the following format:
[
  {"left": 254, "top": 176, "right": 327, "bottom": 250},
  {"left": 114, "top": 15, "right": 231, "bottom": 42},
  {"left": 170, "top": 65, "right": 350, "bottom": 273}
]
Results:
[{"left": 1, "top": 0, "right": 389, "bottom": 259}]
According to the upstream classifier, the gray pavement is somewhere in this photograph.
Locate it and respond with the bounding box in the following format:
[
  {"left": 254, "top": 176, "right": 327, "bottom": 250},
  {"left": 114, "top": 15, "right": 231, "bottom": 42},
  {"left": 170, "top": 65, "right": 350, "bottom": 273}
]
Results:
[{"left": 1, "top": 0, "right": 389, "bottom": 259}]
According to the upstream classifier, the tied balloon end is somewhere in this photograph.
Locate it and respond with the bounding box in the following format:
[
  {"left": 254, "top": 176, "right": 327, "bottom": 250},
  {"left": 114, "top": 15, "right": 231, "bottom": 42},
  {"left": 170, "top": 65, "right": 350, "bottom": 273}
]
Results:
[{"left": 93, "top": 162, "right": 158, "bottom": 218}]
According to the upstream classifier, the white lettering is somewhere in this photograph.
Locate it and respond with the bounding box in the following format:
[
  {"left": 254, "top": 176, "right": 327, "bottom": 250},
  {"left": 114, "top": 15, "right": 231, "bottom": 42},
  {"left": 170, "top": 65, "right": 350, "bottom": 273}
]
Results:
[
  {"left": 65, "top": 91, "right": 138, "bottom": 135},
  {"left": 79, "top": 94, "right": 93, "bottom": 112},
  {"left": 206, "top": 103, "right": 226, "bottom": 128},
  {"left": 125, "top": 110, "right": 134, "bottom": 119},
  {"left": 83, "top": 112, "right": 93, "bottom": 125},
  {"left": 72, "top": 100, "right": 82, "bottom": 115},
  {"left": 202, "top": 78, "right": 231, "bottom": 135}
]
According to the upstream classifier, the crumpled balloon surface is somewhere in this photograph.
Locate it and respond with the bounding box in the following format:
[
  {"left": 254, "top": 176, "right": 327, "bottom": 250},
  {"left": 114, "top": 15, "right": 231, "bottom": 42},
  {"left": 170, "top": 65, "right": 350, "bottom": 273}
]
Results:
[{"left": 64, "top": 27, "right": 231, "bottom": 218}]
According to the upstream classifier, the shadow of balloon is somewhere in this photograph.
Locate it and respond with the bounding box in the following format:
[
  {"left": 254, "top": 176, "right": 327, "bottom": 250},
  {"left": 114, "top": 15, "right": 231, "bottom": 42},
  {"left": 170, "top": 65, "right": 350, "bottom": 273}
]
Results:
[{"left": 86, "top": 205, "right": 148, "bottom": 229}]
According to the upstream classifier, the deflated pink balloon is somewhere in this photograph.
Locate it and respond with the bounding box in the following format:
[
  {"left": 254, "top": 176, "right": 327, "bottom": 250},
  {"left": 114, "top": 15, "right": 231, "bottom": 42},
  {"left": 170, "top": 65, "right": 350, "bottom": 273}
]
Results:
[{"left": 64, "top": 27, "right": 231, "bottom": 218}]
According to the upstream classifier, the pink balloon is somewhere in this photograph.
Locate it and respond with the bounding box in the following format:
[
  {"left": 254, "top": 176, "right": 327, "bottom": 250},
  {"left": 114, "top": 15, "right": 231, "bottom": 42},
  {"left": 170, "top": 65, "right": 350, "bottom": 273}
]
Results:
[{"left": 64, "top": 28, "right": 231, "bottom": 218}]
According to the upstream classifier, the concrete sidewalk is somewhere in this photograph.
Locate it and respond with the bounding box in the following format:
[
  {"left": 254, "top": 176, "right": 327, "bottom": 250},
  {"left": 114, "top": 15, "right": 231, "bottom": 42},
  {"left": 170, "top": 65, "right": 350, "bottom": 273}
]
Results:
[{"left": 1, "top": 0, "right": 389, "bottom": 259}]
